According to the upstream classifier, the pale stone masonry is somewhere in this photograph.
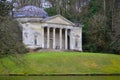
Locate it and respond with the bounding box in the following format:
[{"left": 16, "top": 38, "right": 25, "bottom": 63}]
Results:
[{"left": 13, "top": 5, "right": 83, "bottom": 51}]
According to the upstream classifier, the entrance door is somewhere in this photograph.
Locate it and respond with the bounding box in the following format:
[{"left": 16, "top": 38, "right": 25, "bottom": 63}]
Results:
[
  {"left": 50, "top": 39, "right": 53, "bottom": 49},
  {"left": 67, "top": 35, "right": 70, "bottom": 50}
]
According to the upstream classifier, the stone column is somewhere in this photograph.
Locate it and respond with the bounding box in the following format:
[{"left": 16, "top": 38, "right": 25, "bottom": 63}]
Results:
[
  {"left": 42, "top": 27, "right": 44, "bottom": 48},
  {"left": 60, "top": 28, "right": 62, "bottom": 49},
  {"left": 53, "top": 28, "right": 56, "bottom": 49},
  {"left": 65, "top": 29, "right": 68, "bottom": 50},
  {"left": 47, "top": 27, "right": 50, "bottom": 48},
  {"left": 70, "top": 29, "right": 73, "bottom": 50}
]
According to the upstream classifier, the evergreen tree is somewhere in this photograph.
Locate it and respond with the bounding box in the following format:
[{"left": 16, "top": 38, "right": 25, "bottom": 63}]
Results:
[{"left": 0, "top": 0, "right": 13, "bottom": 16}]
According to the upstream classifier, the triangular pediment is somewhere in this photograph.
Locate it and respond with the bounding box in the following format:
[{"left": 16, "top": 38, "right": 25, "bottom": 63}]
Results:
[{"left": 42, "top": 15, "right": 74, "bottom": 25}]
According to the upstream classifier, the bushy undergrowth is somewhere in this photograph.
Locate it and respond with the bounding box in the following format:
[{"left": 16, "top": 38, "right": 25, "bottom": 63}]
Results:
[{"left": 0, "top": 16, "right": 28, "bottom": 57}]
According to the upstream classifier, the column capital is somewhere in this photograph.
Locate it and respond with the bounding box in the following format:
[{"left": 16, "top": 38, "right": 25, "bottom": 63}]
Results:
[
  {"left": 47, "top": 27, "right": 50, "bottom": 29},
  {"left": 65, "top": 28, "right": 68, "bottom": 30},
  {"left": 53, "top": 27, "right": 56, "bottom": 29},
  {"left": 60, "top": 28, "right": 63, "bottom": 30}
]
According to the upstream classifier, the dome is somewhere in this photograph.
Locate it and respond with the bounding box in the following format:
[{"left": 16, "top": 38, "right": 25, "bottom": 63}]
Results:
[{"left": 13, "top": 5, "right": 48, "bottom": 18}]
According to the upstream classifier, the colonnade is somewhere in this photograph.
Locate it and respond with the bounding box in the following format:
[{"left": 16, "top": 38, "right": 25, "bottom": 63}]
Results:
[{"left": 42, "top": 27, "right": 69, "bottom": 50}]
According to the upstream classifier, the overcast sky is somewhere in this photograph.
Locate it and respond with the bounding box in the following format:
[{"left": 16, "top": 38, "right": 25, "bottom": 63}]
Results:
[{"left": 7, "top": 0, "right": 12, "bottom": 2}]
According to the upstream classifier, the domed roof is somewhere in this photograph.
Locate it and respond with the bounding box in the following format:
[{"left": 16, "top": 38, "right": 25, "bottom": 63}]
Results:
[{"left": 13, "top": 5, "right": 48, "bottom": 18}]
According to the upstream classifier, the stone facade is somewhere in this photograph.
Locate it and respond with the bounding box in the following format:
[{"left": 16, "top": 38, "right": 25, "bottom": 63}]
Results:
[{"left": 14, "top": 6, "right": 82, "bottom": 51}]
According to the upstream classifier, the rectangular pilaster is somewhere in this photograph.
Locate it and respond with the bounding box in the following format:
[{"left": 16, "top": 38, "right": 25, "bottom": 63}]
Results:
[
  {"left": 42, "top": 27, "right": 44, "bottom": 48},
  {"left": 47, "top": 27, "right": 50, "bottom": 48},
  {"left": 53, "top": 28, "right": 56, "bottom": 49}
]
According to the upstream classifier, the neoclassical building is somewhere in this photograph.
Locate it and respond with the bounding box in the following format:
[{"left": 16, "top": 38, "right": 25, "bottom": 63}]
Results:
[{"left": 13, "top": 5, "right": 82, "bottom": 51}]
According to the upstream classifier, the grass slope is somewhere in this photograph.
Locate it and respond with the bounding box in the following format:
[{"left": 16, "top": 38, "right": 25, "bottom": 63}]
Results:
[
  {"left": 0, "top": 52, "right": 120, "bottom": 74},
  {"left": 0, "top": 76, "right": 120, "bottom": 80}
]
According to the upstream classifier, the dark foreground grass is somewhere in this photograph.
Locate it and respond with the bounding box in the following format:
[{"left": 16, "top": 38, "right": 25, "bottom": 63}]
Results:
[{"left": 0, "top": 52, "right": 120, "bottom": 74}]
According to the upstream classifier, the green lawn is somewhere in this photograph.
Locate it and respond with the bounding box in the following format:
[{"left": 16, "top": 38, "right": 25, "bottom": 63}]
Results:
[
  {"left": 0, "top": 76, "right": 120, "bottom": 80},
  {"left": 0, "top": 52, "right": 120, "bottom": 74}
]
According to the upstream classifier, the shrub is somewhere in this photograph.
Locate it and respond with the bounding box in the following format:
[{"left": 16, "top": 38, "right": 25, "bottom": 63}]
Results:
[{"left": 0, "top": 16, "right": 28, "bottom": 57}]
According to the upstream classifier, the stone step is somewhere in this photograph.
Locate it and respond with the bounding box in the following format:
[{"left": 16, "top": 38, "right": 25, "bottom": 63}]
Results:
[
  {"left": 29, "top": 48, "right": 80, "bottom": 52},
  {"left": 38, "top": 49, "right": 65, "bottom": 52}
]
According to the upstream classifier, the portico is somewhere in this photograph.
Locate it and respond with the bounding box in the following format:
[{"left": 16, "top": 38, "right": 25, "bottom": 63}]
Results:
[{"left": 41, "top": 24, "right": 72, "bottom": 50}]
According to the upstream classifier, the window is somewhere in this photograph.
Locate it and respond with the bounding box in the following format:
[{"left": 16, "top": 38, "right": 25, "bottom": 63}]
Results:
[
  {"left": 75, "top": 35, "right": 80, "bottom": 48},
  {"left": 34, "top": 32, "right": 39, "bottom": 45},
  {"left": 34, "top": 37, "right": 37, "bottom": 45},
  {"left": 75, "top": 39, "right": 78, "bottom": 48},
  {"left": 24, "top": 32, "right": 28, "bottom": 38}
]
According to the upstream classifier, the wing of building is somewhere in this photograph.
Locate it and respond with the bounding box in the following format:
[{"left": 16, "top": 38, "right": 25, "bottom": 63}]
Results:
[{"left": 13, "top": 5, "right": 82, "bottom": 51}]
